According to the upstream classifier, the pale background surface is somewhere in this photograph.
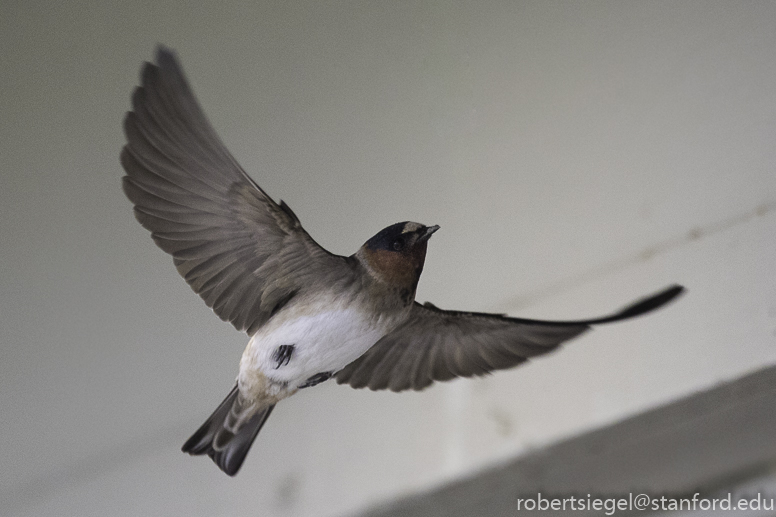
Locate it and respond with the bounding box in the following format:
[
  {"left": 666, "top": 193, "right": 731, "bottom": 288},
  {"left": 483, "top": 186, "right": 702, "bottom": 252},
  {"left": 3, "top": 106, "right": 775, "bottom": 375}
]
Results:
[{"left": 2, "top": 2, "right": 775, "bottom": 516}]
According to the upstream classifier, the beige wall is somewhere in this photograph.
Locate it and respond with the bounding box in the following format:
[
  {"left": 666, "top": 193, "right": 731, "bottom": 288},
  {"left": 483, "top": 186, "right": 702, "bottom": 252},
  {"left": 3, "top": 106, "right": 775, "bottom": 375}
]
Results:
[{"left": 2, "top": 2, "right": 775, "bottom": 516}]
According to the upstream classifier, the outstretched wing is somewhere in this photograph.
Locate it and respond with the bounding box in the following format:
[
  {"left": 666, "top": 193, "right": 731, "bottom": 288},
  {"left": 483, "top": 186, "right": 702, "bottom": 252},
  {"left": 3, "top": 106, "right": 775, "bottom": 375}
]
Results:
[
  {"left": 336, "top": 285, "right": 683, "bottom": 392},
  {"left": 121, "top": 47, "right": 348, "bottom": 335}
]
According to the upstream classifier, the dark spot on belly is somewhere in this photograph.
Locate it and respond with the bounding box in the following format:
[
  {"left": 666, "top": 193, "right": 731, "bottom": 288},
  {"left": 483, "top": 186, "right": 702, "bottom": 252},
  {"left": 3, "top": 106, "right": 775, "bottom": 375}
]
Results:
[
  {"left": 298, "top": 372, "right": 332, "bottom": 389},
  {"left": 273, "top": 344, "right": 294, "bottom": 369}
]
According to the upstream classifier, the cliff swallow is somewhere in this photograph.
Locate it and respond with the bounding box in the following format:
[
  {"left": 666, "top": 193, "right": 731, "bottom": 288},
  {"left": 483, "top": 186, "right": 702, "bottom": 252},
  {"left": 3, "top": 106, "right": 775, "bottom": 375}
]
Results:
[{"left": 120, "top": 48, "right": 684, "bottom": 476}]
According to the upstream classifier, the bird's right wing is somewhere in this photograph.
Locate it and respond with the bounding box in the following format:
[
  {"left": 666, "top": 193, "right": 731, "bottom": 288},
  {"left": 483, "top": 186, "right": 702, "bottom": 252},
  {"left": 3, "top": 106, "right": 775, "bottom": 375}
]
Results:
[
  {"left": 121, "top": 47, "right": 349, "bottom": 336},
  {"left": 336, "top": 285, "right": 683, "bottom": 392}
]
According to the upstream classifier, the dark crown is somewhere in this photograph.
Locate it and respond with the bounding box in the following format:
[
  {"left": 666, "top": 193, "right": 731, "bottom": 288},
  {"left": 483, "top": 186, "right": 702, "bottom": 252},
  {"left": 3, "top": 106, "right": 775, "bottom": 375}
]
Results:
[{"left": 364, "top": 222, "right": 416, "bottom": 252}]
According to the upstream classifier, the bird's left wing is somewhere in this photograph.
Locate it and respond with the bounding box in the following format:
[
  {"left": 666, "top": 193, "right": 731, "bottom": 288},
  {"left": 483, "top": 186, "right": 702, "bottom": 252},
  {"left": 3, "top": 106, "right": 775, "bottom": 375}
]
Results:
[
  {"left": 121, "top": 48, "right": 350, "bottom": 336},
  {"left": 336, "top": 285, "right": 683, "bottom": 392}
]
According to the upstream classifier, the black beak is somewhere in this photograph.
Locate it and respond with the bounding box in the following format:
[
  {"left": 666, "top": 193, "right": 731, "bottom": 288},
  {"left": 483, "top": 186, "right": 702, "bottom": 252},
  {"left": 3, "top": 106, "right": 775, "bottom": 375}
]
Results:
[{"left": 417, "top": 225, "right": 440, "bottom": 243}]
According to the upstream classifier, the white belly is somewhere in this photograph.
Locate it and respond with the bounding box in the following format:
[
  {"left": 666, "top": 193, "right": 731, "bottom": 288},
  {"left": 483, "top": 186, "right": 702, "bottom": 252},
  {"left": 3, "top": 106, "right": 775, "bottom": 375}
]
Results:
[{"left": 239, "top": 307, "right": 392, "bottom": 390}]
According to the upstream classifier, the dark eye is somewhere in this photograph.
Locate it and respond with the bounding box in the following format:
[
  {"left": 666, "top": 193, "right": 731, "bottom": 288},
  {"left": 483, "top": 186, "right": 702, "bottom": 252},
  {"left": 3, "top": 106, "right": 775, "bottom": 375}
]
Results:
[{"left": 391, "top": 237, "right": 405, "bottom": 251}]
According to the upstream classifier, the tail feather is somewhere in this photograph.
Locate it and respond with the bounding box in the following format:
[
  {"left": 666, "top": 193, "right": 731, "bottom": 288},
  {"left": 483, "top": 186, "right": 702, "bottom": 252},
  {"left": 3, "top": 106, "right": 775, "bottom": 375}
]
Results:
[{"left": 182, "top": 384, "right": 275, "bottom": 476}]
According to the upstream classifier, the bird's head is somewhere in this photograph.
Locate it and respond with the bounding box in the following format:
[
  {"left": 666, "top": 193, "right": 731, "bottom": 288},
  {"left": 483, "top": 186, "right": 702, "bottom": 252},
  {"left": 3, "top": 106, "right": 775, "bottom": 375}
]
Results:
[{"left": 356, "top": 222, "right": 439, "bottom": 292}]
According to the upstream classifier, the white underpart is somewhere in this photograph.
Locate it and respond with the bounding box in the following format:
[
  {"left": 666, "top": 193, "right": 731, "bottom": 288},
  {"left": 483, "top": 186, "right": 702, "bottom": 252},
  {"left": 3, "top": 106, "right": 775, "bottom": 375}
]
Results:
[{"left": 240, "top": 306, "right": 394, "bottom": 392}]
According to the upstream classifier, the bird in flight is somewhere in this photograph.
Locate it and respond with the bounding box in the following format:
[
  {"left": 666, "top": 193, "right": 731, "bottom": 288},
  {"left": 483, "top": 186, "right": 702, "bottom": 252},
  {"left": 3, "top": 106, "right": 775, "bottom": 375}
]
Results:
[{"left": 120, "top": 47, "right": 683, "bottom": 476}]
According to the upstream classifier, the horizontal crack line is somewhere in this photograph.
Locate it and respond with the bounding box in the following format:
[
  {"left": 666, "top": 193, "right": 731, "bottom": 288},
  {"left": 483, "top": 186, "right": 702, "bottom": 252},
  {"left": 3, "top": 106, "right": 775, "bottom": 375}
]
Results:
[{"left": 501, "top": 200, "right": 776, "bottom": 312}]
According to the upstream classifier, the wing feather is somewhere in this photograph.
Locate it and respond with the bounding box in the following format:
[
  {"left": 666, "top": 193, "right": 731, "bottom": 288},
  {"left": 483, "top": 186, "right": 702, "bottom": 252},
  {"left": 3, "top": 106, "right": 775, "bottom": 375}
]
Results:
[
  {"left": 121, "top": 47, "right": 348, "bottom": 335},
  {"left": 336, "top": 285, "right": 683, "bottom": 392},
  {"left": 335, "top": 303, "right": 589, "bottom": 392}
]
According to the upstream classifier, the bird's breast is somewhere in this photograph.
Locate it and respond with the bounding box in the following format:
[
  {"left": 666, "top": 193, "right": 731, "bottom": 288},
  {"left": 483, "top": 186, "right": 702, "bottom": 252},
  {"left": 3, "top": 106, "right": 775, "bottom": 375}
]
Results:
[{"left": 239, "top": 303, "right": 404, "bottom": 392}]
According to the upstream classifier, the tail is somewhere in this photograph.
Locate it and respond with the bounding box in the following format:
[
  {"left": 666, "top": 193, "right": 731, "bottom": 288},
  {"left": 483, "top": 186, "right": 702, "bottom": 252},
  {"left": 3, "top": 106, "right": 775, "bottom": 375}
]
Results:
[{"left": 181, "top": 384, "right": 275, "bottom": 476}]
